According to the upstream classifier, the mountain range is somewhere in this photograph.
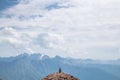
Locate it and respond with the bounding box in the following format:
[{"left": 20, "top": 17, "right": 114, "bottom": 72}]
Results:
[{"left": 0, "top": 53, "right": 120, "bottom": 80}]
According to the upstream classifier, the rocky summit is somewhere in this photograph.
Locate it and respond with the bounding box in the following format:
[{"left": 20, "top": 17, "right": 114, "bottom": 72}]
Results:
[{"left": 43, "top": 68, "right": 80, "bottom": 80}]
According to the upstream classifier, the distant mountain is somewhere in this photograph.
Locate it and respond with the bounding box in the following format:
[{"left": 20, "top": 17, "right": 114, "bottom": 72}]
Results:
[{"left": 0, "top": 53, "right": 120, "bottom": 80}]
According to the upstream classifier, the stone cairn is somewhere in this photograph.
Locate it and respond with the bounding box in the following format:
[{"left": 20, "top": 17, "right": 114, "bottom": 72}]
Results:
[{"left": 43, "top": 68, "right": 80, "bottom": 80}]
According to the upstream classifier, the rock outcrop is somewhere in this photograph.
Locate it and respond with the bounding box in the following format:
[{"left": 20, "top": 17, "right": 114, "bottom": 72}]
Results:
[{"left": 43, "top": 68, "right": 80, "bottom": 80}]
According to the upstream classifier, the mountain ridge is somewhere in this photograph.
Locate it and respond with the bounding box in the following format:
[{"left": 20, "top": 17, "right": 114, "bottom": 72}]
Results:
[{"left": 0, "top": 53, "right": 120, "bottom": 80}]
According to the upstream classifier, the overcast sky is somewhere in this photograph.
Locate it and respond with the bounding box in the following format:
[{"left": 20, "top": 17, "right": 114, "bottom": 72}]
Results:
[{"left": 0, "top": 0, "right": 120, "bottom": 60}]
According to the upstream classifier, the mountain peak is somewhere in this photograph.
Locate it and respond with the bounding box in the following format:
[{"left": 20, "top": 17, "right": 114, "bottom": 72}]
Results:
[{"left": 43, "top": 68, "right": 80, "bottom": 80}]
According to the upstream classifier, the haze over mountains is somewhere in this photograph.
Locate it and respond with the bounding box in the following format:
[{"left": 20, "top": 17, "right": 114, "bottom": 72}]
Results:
[
  {"left": 0, "top": 53, "right": 120, "bottom": 80},
  {"left": 0, "top": 0, "right": 120, "bottom": 80}
]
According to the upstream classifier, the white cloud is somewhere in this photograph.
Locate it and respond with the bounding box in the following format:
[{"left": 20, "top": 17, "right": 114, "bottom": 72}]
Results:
[{"left": 0, "top": 0, "right": 120, "bottom": 60}]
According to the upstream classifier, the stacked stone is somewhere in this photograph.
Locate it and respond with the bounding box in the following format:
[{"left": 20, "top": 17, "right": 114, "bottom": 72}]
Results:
[{"left": 43, "top": 72, "right": 80, "bottom": 80}]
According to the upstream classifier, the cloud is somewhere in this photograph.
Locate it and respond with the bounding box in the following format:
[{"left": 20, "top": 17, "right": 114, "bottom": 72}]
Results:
[
  {"left": 34, "top": 33, "right": 64, "bottom": 49},
  {"left": 0, "top": 0, "right": 120, "bottom": 60}
]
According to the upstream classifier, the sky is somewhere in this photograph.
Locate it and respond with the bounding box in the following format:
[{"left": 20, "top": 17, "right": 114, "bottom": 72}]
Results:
[{"left": 0, "top": 0, "right": 120, "bottom": 60}]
